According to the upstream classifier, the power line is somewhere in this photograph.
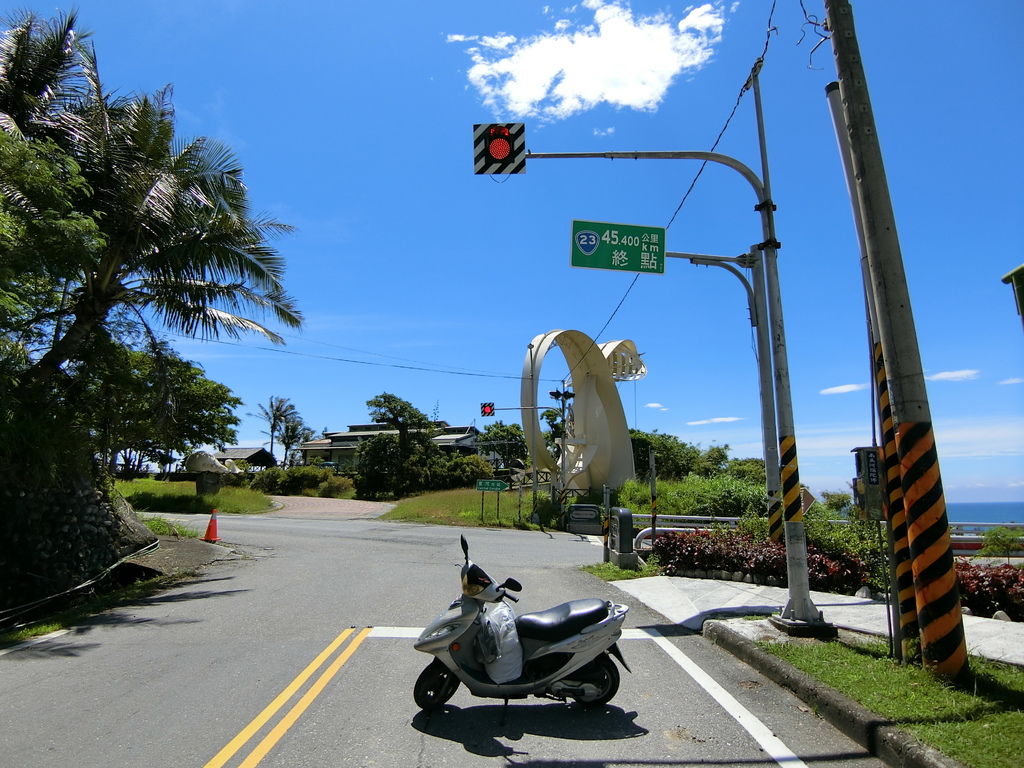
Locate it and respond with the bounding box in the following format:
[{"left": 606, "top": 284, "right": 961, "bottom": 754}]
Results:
[
  {"left": 563, "top": 1, "right": 779, "bottom": 384},
  {"left": 169, "top": 333, "right": 558, "bottom": 382}
]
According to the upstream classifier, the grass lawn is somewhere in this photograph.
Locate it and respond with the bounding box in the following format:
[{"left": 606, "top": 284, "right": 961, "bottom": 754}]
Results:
[
  {"left": 116, "top": 478, "right": 271, "bottom": 515},
  {"left": 762, "top": 638, "right": 1024, "bottom": 768},
  {"left": 382, "top": 488, "right": 551, "bottom": 529}
]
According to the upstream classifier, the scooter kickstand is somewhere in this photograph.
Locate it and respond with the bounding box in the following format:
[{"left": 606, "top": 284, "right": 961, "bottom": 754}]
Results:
[{"left": 500, "top": 698, "right": 509, "bottom": 726}]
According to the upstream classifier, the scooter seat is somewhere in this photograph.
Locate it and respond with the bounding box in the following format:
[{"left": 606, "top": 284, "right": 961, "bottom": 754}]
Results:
[{"left": 514, "top": 598, "right": 609, "bottom": 642}]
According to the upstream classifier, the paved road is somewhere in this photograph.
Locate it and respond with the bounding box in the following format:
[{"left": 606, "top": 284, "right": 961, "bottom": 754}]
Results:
[
  {"left": 1, "top": 517, "right": 884, "bottom": 768},
  {"left": 266, "top": 495, "right": 395, "bottom": 519}
]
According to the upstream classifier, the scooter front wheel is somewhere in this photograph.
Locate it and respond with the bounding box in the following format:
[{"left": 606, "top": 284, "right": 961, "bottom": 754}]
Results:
[
  {"left": 569, "top": 652, "right": 620, "bottom": 708},
  {"left": 414, "top": 659, "right": 460, "bottom": 711}
]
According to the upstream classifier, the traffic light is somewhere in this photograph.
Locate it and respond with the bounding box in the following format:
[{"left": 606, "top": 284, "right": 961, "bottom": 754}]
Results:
[
  {"left": 480, "top": 402, "right": 495, "bottom": 417},
  {"left": 473, "top": 123, "right": 526, "bottom": 174}
]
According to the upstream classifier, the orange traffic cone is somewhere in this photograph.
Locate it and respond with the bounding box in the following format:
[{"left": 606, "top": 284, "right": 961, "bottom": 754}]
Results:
[{"left": 201, "top": 509, "right": 221, "bottom": 542}]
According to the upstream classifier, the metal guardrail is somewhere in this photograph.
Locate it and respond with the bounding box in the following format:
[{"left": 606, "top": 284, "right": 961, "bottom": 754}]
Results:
[{"left": 629, "top": 513, "right": 1024, "bottom": 556}]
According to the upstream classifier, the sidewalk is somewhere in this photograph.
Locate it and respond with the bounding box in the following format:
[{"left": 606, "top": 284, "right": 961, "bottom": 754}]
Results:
[{"left": 611, "top": 575, "right": 1024, "bottom": 667}]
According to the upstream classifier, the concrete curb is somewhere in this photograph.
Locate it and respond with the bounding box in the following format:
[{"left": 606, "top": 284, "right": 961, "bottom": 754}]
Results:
[{"left": 703, "top": 620, "right": 968, "bottom": 768}]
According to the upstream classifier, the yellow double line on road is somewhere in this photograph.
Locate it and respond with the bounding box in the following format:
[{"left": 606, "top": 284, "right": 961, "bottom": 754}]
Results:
[{"left": 204, "top": 626, "right": 372, "bottom": 768}]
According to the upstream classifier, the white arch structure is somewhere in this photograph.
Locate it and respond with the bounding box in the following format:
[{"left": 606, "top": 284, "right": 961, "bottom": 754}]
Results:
[{"left": 521, "top": 330, "right": 645, "bottom": 492}]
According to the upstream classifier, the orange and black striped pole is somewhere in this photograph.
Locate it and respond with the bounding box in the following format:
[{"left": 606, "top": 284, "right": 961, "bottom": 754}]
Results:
[
  {"left": 828, "top": 0, "right": 968, "bottom": 682},
  {"left": 874, "top": 344, "right": 918, "bottom": 656}
]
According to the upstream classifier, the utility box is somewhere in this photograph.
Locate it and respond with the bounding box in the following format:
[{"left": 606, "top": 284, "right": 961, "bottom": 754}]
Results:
[
  {"left": 566, "top": 504, "right": 603, "bottom": 535},
  {"left": 608, "top": 507, "right": 638, "bottom": 570}
]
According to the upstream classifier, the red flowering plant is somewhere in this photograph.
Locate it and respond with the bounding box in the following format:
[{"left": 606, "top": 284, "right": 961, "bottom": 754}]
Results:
[{"left": 954, "top": 559, "right": 1024, "bottom": 621}]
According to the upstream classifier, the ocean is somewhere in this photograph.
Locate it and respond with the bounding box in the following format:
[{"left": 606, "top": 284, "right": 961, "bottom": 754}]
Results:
[{"left": 946, "top": 501, "right": 1024, "bottom": 525}]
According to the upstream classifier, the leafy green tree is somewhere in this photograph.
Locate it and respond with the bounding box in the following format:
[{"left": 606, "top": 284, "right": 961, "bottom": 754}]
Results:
[
  {"left": 725, "top": 457, "right": 766, "bottom": 486},
  {"left": 477, "top": 421, "right": 528, "bottom": 468},
  {"left": 820, "top": 491, "right": 854, "bottom": 517},
  {"left": 980, "top": 527, "right": 1024, "bottom": 564},
  {"left": 0, "top": 11, "right": 302, "bottom": 404},
  {"left": 629, "top": 429, "right": 701, "bottom": 480},
  {"left": 355, "top": 432, "right": 402, "bottom": 500},
  {"left": 692, "top": 444, "right": 730, "bottom": 477},
  {"left": 0, "top": 10, "right": 300, "bottom": 609},
  {"left": 256, "top": 396, "right": 297, "bottom": 461},
  {"left": 354, "top": 393, "right": 444, "bottom": 498},
  {"left": 280, "top": 412, "right": 315, "bottom": 467},
  {"left": 72, "top": 338, "right": 241, "bottom": 472},
  {"left": 367, "top": 392, "right": 433, "bottom": 444}
]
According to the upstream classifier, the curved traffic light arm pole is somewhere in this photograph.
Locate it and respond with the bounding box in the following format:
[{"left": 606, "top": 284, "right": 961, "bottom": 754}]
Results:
[
  {"left": 665, "top": 250, "right": 782, "bottom": 528},
  {"left": 528, "top": 144, "right": 827, "bottom": 627}
]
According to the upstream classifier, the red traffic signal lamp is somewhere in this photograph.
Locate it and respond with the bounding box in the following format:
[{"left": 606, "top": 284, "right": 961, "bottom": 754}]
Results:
[
  {"left": 473, "top": 123, "right": 526, "bottom": 174},
  {"left": 480, "top": 402, "right": 496, "bottom": 417}
]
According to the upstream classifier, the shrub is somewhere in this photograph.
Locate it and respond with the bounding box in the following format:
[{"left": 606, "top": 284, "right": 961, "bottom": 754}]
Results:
[
  {"left": 653, "top": 530, "right": 869, "bottom": 593},
  {"left": 618, "top": 475, "right": 766, "bottom": 519},
  {"left": 443, "top": 454, "right": 494, "bottom": 488},
  {"left": 250, "top": 467, "right": 285, "bottom": 495},
  {"left": 317, "top": 474, "right": 354, "bottom": 498},
  {"left": 954, "top": 559, "right": 1024, "bottom": 620},
  {"left": 279, "top": 465, "right": 332, "bottom": 496}
]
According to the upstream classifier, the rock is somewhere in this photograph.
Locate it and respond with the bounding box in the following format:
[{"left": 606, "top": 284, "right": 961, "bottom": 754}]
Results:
[
  {"left": 743, "top": 573, "right": 754, "bottom": 583},
  {"left": 961, "top": 607, "right": 973, "bottom": 615},
  {"left": 855, "top": 586, "right": 873, "bottom": 599},
  {"left": 731, "top": 571, "right": 744, "bottom": 582},
  {"left": 992, "top": 610, "right": 1012, "bottom": 622}
]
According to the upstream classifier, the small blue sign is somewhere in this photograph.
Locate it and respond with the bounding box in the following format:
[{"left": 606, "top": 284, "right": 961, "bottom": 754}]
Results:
[{"left": 575, "top": 230, "right": 599, "bottom": 256}]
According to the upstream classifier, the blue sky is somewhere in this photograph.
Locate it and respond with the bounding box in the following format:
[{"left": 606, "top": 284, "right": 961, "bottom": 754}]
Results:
[{"left": 21, "top": 1, "right": 1024, "bottom": 501}]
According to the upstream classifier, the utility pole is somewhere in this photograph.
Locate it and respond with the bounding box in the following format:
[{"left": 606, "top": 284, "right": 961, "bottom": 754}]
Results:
[
  {"left": 826, "top": 81, "right": 915, "bottom": 661},
  {"left": 826, "top": 0, "right": 968, "bottom": 682}
]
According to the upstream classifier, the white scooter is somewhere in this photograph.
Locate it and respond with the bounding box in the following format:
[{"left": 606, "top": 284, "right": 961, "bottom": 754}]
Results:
[{"left": 413, "top": 536, "right": 629, "bottom": 711}]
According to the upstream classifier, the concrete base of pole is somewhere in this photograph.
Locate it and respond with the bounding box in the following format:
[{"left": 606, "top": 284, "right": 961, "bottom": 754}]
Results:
[
  {"left": 610, "top": 551, "right": 638, "bottom": 570},
  {"left": 777, "top": 519, "right": 835, "bottom": 637},
  {"left": 768, "top": 614, "right": 838, "bottom": 638}
]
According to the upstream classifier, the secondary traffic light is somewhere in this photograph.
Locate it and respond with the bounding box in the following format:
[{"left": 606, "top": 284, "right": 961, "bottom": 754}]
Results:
[
  {"left": 473, "top": 123, "right": 526, "bottom": 174},
  {"left": 480, "top": 402, "right": 495, "bottom": 417}
]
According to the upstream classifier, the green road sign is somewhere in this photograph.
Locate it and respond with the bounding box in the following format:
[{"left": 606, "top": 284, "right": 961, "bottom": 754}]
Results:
[
  {"left": 571, "top": 220, "right": 665, "bottom": 274},
  {"left": 476, "top": 479, "right": 509, "bottom": 492}
]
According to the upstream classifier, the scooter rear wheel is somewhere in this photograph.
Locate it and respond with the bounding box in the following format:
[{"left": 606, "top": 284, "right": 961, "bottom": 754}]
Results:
[
  {"left": 570, "top": 652, "right": 620, "bottom": 708},
  {"left": 414, "top": 659, "right": 460, "bottom": 711}
]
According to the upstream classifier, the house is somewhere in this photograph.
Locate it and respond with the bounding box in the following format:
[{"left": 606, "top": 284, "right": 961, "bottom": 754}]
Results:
[
  {"left": 298, "top": 422, "right": 478, "bottom": 469},
  {"left": 213, "top": 447, "right": 277, "bottom": 469}
]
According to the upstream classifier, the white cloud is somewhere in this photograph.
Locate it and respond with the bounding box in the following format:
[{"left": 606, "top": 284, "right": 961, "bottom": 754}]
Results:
[
  {"left": 450, "top": 1, "right": 725, "bottom": 120},
  {"left": 593, "top": 126, "right": 615, "bottom": 136},
  {"left": 480, "top": 34, "right": 517, "bottom": 50},
  {"left": 926, "top": 369, "right": 979, "bottom": 382},
  {"left": 687, "top": 416, "right": 743, "bottom": 426},
  {"left": 644, "top": 402, "right": 669, "bottom": 411},
  {"left": 820, "top": 383, "right": 869, "bottom": 395},
  {"left": 1000, "top": 377, "right": 1024, "bottom": 385}
]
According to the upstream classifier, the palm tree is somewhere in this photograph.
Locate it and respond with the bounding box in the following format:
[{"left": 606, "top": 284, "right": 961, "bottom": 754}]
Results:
[
  {"left": 0, "top": 12, "right": 303, "bottom": 400},
  {"left": 280, "top": 413, "right": 315, "bottom": 468},
  {"left": 257, "top": 396, "right": 297, "bottom": 461},
  {"left": 0, "top": 10, "right": 87, "bottom": 137}
]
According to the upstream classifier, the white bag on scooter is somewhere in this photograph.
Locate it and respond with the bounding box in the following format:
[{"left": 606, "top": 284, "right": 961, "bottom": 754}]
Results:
[{"left": 479, "top": 601, "right": 522, "bottom": 684}]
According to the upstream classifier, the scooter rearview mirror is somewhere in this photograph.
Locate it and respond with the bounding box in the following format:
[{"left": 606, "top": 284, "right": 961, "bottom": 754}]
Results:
[
  {"left": 460, "top": 535, "right": 469, "bottom": 563},
  {"left": 501, "top": 578, "right": 522, "bottom": 592}
]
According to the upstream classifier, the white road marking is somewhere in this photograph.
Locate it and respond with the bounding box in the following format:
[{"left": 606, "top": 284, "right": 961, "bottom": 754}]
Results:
[{"left": 644, "top": 628, "right": 808, "bottom": 768}]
